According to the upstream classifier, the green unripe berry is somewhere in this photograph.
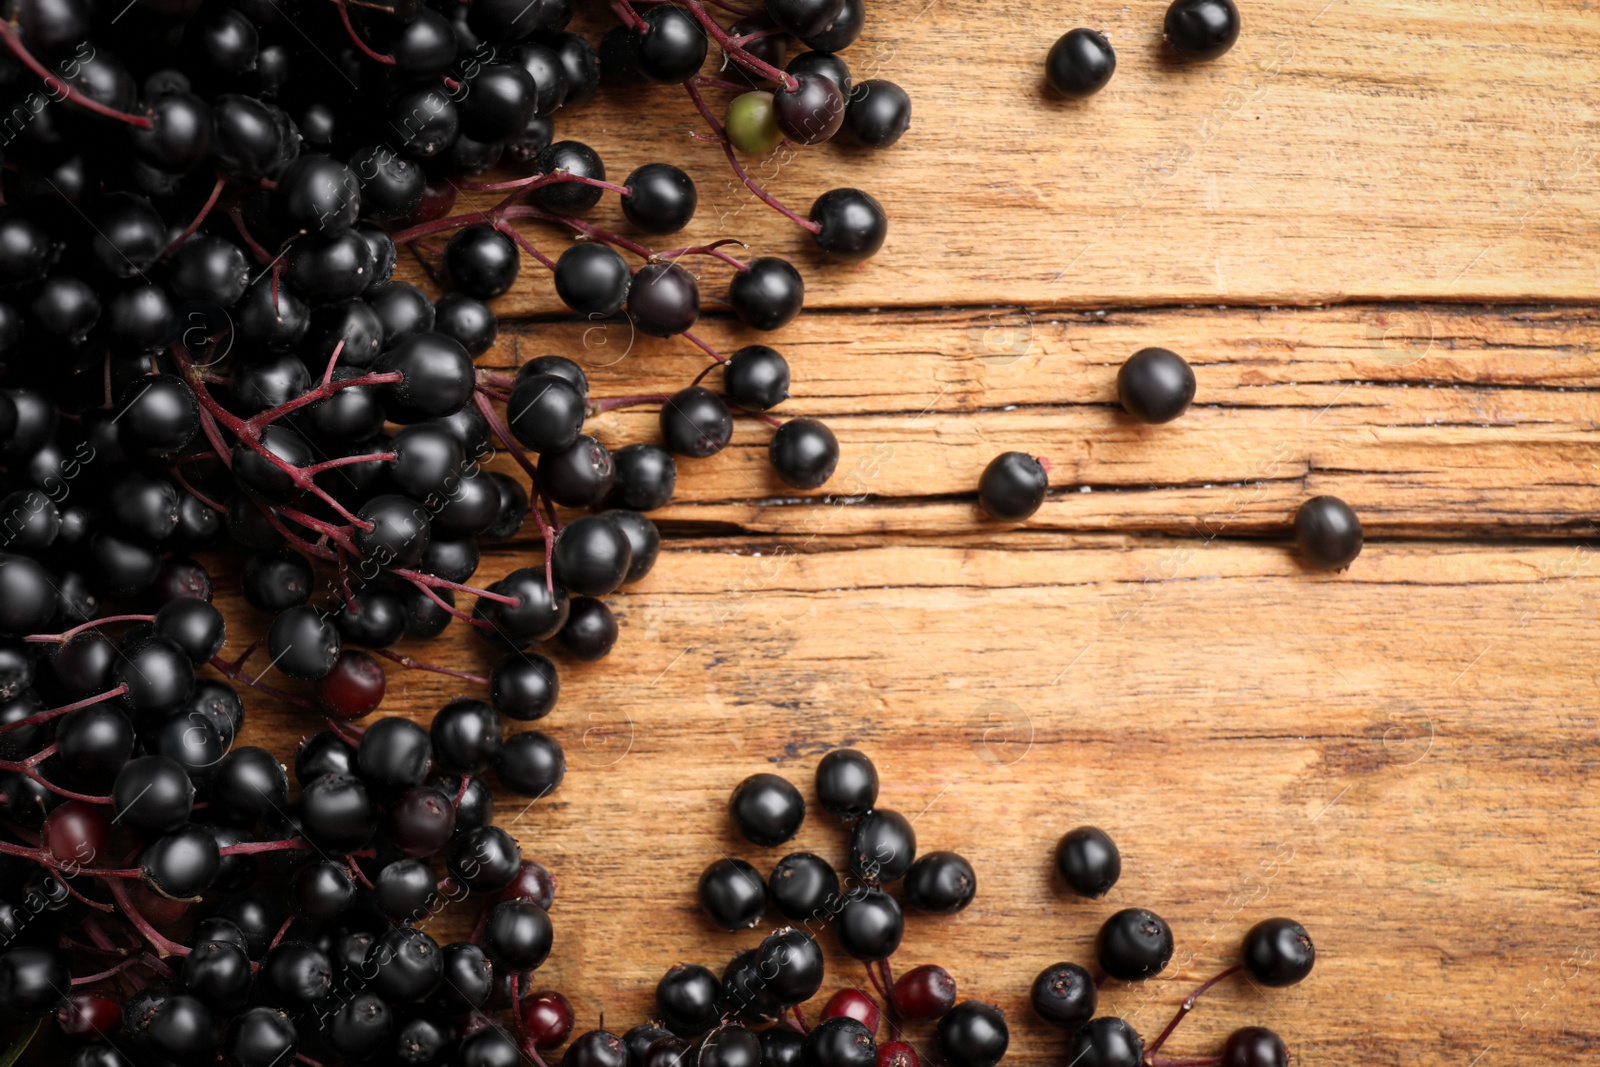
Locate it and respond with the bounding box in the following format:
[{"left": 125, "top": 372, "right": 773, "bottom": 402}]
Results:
[{"left": 726, "top": 92, "right": 783, "bottom": 155}]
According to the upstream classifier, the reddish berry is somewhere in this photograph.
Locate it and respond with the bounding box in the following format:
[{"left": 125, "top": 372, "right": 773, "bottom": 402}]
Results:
[
  {"left": 521, "top": 990, "right": 575, "bottom": 1048},
  {"left": 42, "top": 801, "right": 109, "bottom": 865},
  {"left": 314, "top": 651, "right": 387, "bottom": 719},
  {"left": 821, "top": 988, "right": 881, "bottom": 1035},
  {"left": 57, "top": 992, "right": 122, "bottom": 1039},
  {"left": 878, "top": 1041, "right": 920, "bottom": 1067},
  {"left": 889, "top": 964, "right": 956, "bottom": 1022}
]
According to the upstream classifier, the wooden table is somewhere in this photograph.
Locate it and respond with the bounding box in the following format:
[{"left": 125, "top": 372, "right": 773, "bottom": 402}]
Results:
[{"left": 237, "top": 2, "right": 1600, "bottom": 1064}]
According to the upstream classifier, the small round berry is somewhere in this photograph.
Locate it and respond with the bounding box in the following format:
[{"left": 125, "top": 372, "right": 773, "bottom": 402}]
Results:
[
  {"left": 1294, "top": 496, "right": 1363, "bottom": 570},
  {"left": 803, "top": 1017, "right": 875, "bottom": 1067},
  {"left": 725, "top": 345, "right": 791, "bottom": 411},
  {"left": 810, "top": 189, "right": 887, "bottom": 262},
  {"left": 889, "top": 964, "right": 955, "bottom": 1022},
  {"left": 1242, "top": 917, "right": 1315, "bottom": 987},
  {"left": 662, "top": 386, "right": 733, "bottom": 458},
  {"left": 1046, "top": 29, "right": 1116, "bottom": 98},
  {"left": 849, "top": 808, "right": 916, "bottom": 882},
  {"left": 609, "top": 444, "right": 677, "bottom": 511},
  {"left": 903, "top": 850, "right": 976, "bottom": 914},
  {"left": 1096, "top": 908, "right": 1175, "bottom": 981},
  {"left": 842, "top": 80, "right": 911, "bottom": 147},
  {"left": 878, "top": 1041, "right": 920, "bottom": 1067},
  {"left": 1221, "top": 1027, "right": 1289, "bottom": 1067},
  {"left": 491, "top": 653, "right": 560, "bottom": 721},
  {"left": 698, "top": 857, "right": 768, "bottom": 931},
  {"left": 729, "top": 772, "right": 805, "bottom": 846},
  {"left": 770, "top": 418, "right": 839, "bottom": 490},
  {"left": 702, "top": 1023, "right": 762, "bottom": 1067},
  {"left": 768, "top": 852, "right": 841, "bottom": 923},
  {"left": 729, "top": 257, "right": 804, "bottom": 331},
  {"left": 314, "top": 651, "right": 386, "bottom": 720},
  {"left": 934, "top": 1003, "right": 1008, "bottom": 1067},
  {"left": 1066, "top": 1018, "right": 1143, "bottom": 1067},
  {"left": 554, "top": 242, "right": 631, "bottom": 317},
  {"left": 1029, "top": 962, "right": 1096, "bottom": 1029},
  {"left": 0, "top": 947, "right": 69, "bottom": 1016},
  {"left": 445, "top": 224, "right": 520, "bottom": 300},
  {"left": 1165, "top": 0, "right": 1241, "bottom": 60},
  {"left": 835, "top": 888, "right": 902, "bottom": 961},
  {"left": 628, "top": 261, "right": 699, "bottom": 337},
  {"left": 756, "top": 928, "right": 825, "bottom": 1006},
  {"left": 774, "top": 71, "right": 844, "bottom": 144},
  {"left": 1117, "top": 347, "right": 1195, "bottom": 423},
  {"left": 495, "top": 730, "right": 567, "bottom": 797},
  {"left": 726, "top": 91, "right": 784, "bottom": 155},
  {"left": 762, "top": 1028, "right": 806, "bottom": 1067},
  {"left": 483, "top": 899, "right": 553, "bottom": 971},
  {"left": 1056, "top": 825, "right": 1121, "bottom": 897},
  {"left": 521, "top": 990, "right": 575, "bottom": 1049},
  {"left": 978, "top": 452, "right": 1047, "bottom": 521},
  {"left": 815, "top": 748, "right": 878, "bottom": 821},
  {"left": 656, "top": 963, "right": 722, "bottom": 1036},
  {"left": 623, "top": 163, "right": 698, "bottom": 234},
  {"left": 636, "top": 4, "right": 709, "bottom": 82}
]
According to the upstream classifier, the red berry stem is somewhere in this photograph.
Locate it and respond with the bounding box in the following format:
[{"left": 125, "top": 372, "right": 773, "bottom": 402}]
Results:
[
  {"left": 163, "top": 174, "right": 228, "bottom": 257},
  {"left": 371, "top": 648, "right": 490, "bottom": 687},
  {"left": 610, "top": 0, "right": 648, "bottom": 30},
  {"left": 227, "top": 206, "right": 276, "bottom": 262},
  {"left": 0, "top": 27, "right": 155, "bottom": 128},
  {"left": 680, "top": 0, "right": 799, "bottom": 90},
  {"left": 682, "top": 330, "right": 729, "bottom": 364},
  {"left": 589, "top": 393, "right": 673, "bottom": 415},
  {"left": 267, "top": 914, "right": 295, "bottom": 952},
  {"left": 655, "top": 241, "right": 749, "bottom": 271},
  {"left": 208, "top": 653, "right": 318, "bottom": 711},
  {"left": 494, "top": 218, "right": 560, "bottom": 272},
  {"left": 0, "top": 685, "right": 130, "bottom": 733},
  {"left": 1141, "top": 963, "right": 1244, "bottom": 1056},
  {"left": 69, "top": 956, "right": 149, "bottom": 986},
  {"left": 24, "top": 616, "right": 156, "bottom": 644},
  {"left": 1144, "top": 1059, "right": 1222, "bottom": 1066},
  {"left": 328, "top": 0, "right": 396, "bottom": 65},
  {"left": 0, "top": 761, "right": 111, "bottom": 804}
]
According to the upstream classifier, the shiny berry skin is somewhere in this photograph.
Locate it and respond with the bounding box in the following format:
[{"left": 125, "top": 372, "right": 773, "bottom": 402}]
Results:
[
  {"left": 624, "top": 163, "right": 698, "bottom": 234},
  {"left": 768, "top": 852, "right": 841, "bottom": 922},
  {"left": 702, "top": 1024, "right": 762, "bottom": 1067},
  {"left": 314, "top": 651, "right": 387, "bottom": 720},
  {"left": 555, "top": 242, "right": 632, "bottom": 316},
  {"left": 1067, "top": 1018, "right": 1143, "bottom": 1067},
  {"left": 533, "top": 141, "right": 607, "bottom": 215},
  {"left": 629, "top": 261, "right": 700, "bottom": 337},
  {"left": 978, "top": 452, "right": 1047, "bottom": 521},
  {"left": 842, "top": 80, "right": 912, "bottom": 147},
  {"left": 770, "top": 417, "right": 839, "bottom": 490},
  {"left": 431, "top": 698, "right": 504, "bottom": 775},
  {"left": 821, "top": 989, "right": 880, "bottom": 1035},
  {"left": 1221, "top": 1027, "right": 1288, "bottom": 1067},
  {"left": 890, "top": 964, "right": 955, "bottom": 1022},
  {"left": 803, "top": 1017, "right": 875, "bottom": 1067},
  {"left": 1030, "top": 962, "right": 1096, "bottom": 1029},
  {"left": 520, "top": 990, "right": 575, "bottom": 1048},
  {"left": 301, "top": 773, "right": 376, "bottom": 852},
  {"left": 800, "top": 0, "right": 862, "bottom": 50},
  {"left": 730, "top": 772, "right": 805, "bottom": 846},
  {"left": 756, "top": 927, "right": 825, "bottom": 1005},
  {"left": 934, "top": 1003, "right": 1008, "bottom": 1067},
  {"left": 725, "top": 347, "right": 791, "bottom": 413},
  {"left": 835, "top": 888, "right": 902, "bottom": 961},
  {"left": 774, "top": 71, "right": 845, "bottom": 144},
  {"left": 904, "top": 850, "right": 976, "bottom": 914},
  {"left": 57, "top": 991, "right": 121, "bottom": 1039},
  {"left": 815, "top": 748, "right": 878, "bottom": 821},
  {"left": 726, "top": 92, "right": 783, "bottom": 155},
  {"left": 184, "top": 939, "right": 253, "bottom": 1013},
  {"left": 541, "top": 437, "right": 617, "bottom": 510},
  {"left": 473, "top": 567, "right": 571, "bottom": 649},
  {"left": 446, "top": 225, "right": 521, "bottom": 299},
  {"left": 242, "top": 550, "right": 313, "bottom": 612},
  {"left": 557, "top": 597, "right": 619, "bottom": 661},
  {"left": 657, "top": 963, "right": 722, "bottom": 1036},
  {"left": 507, "top": 373, "right": 586, "bottom": 454},
  {"left": 849, "top": 808, "right": 916, "bottom": 882},
  {"left": 389, "top": 785, "right": 457, "bottom": 856},
  {"left": 113, "top": 756, "right": 194, "bottom": 834},
  {"left": 483, "top": 899, "right": 554, "bottom": 971},
  {"left": 609, "top": 445, "right": 677, "bottom": 512},
  {"left": 810, "top": 189, "right": 887, "bottom": 262},
  {"left": 1294, "top": 496, "right": 1363, "bottom": 570},
  {"left": 636, "top": 4, "right": 709, "bottom": 82},
  {"left": 1046, "top": 29, "right": 1116, "bottom": 98},
  {"left": 1117, "top": 347, "right": 1195, "bottom": 423},
  {"left": 729, "top": 257, "right": 804, "bottom": 331},
  {"left": 767, "top": 0, "right": 845, "bottom": 38},
  {"left": 1165, "top": 0, "right": 1241, "bottom": 60},
  {"left": 1096, "top": 908, "right": 1175, "bottom": 981},
  {"left": 762, "top": 1027, "right": 806, "bottom": 1067},
  {"left": 261, "top": 942, "right": 334, "bottom": 1008},
  {"left": 141, "top": 825, "right": 222, "bottom": 900},
  {"left": 435, "top": 943, "right": 494, "bottom": 1011},
  {"left": 490, "top": 653, "right": 560, "bottom": 721},
  {"left": 1242, "top": 917, "right": 1315, "bottom": 987},
  {"left": 1056, "top": 825, "right": 1121, "bottom": 897},
  {"left": 377, "top": 332, "right": 476, "bottom": 423},
  {"left": 0, "top": 947, "right": 69, "bottom": 1016},
  {"left": 118, "top": 374, "right": 199, "bottom": 457},
  {"left": 293, "top": 860, "right": 356, "bottom": 920},
  {"left": 267, "top": 605, "right": 342, "bottom": 681},
  {"left": 368, "top": 927, "right": 445, "bottom": 1002},
  {"left": 662, "top": 386, "right": 734, "bottom": 458},
  {"left": 788, "top": 50, "right": 850, "bottom": 95},
  {"left": 435, "top": 292, "right": 499, "bottom": 355},
  {"left": 568, "top": 1029, "right": 629, "bottom": 1067},
  {"left": 699, "top": 857, "right": 768, "bottom": 931},
  {"left": 495, "top": 729, "right": 567, "bottom": 797},
  {"left": 722, "top": 950, "right": 783, "bottom": 1025}
]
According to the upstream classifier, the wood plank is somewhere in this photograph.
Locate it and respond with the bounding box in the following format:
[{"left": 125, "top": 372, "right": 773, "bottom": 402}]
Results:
[
  {"left": 470, "top": 303, "right": 1600, "bottom": 536},
  {"left": 397, "top": 0, "right": 1600, "bottom": 310},
  {"left": 225, "top": 539, "right": 1600, "bottom": 1067}
]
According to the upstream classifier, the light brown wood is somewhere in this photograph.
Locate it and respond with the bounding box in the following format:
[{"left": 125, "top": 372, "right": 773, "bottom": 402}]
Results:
[
  {"left": 399, "top": 0, "right": 1600, "bottom": 311},
  {"left": 227, "top": 538, "right": 1600, "bottom": 1067}
]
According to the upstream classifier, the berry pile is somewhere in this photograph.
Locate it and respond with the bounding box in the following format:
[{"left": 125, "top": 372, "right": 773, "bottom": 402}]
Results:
[
  {"left": 1030, "top": 826, "right": 1316, "bottom": 1067},
  {"left": 976, "top": 347, "right": 1365, "bottom": 571}
]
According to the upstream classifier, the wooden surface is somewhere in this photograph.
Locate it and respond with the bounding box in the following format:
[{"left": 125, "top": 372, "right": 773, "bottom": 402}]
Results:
[{"left": 245, "top": 3, "right": 1597, "bottom": 1067}]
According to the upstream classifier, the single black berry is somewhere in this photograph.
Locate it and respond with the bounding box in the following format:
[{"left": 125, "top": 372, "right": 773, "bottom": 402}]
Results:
[
  {"left": 1056, "top": 825, "right": 1121, "bottom": 897},
  {"left": 1117, "top": 347, "right": 1195, "bottom": 423},
  {"left": 1165, "top": 0, "right": 1241, "bottom": 60},
  {"left": 1242, "top": 917, "right": 1315, "bottom": 986},
  {"left": 729, "top": 772, "right": 805, "bottom": 846},
  {"left": 978, "top": 452, "right": 1048, "bottom": 521},
  {"left": 1294, "top": 496, "right": 1362, "bottom": 570},
  {"left": 1030, "top": 962, "right": 1096, "bottom": 1029},
  {"left": 1096, "top": 908, "right": 1175, "bottom": 981},
  {"left": 1046, "top": 29, "right": 1116, "bottom": 97}
]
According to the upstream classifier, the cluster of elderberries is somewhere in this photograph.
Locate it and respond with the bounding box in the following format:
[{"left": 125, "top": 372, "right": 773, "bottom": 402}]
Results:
[{"left": 1030, "top": 826, "right": 1316, "bottom": 1067}]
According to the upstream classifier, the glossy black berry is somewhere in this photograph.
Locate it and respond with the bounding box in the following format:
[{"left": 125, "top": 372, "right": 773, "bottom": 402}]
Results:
[
  {"left": 490, "top": 653, "right": 560, "bottom": 721},
  {"left": 699, "top": 858, "right": 768, "bottom": 931},
  {"left": 435, "top": 292, "right": 499, "bottom": 356},
  {"left": 483, "top": 898, "right": 553, "bottom": 971},
  {"left": 377, "top": 332, "right": 476, "bottom": 423},
  {"left": 904, "top": 850, "right": 977, "bottom": 914},
  {"left": 849, "top": 808, "right": 915, "bottom": 882},
  {"left": 803, "top": 1017, "right": 874, "bottom": 1067},
  {"left": 636, "top": 5, "right": 709, "bottom": 82},
  {"left": 815, "top": 748, "right": 878, "bottom": 820},
  {"left": 1294, "top": 496, "right": 1362, "bottom": 570},
  {"left": 1097, "top": 908, "right": 1175, "bottom": 981},
  {"left": 662, "top": 386, "right": 733, "bottom": 458},
  {"left": 154, "top": 597, "right": 225, "bottom": 665},
  {"left": 1117, "top": 347, "right": 1195, "bottom": 423},
  {"left": 0, "top": 946, "right": 69, "bottom": 1016},
  {"left": 508, "top": 374, "right": 586, "bottom": 454},
  {"left": 1165, "top": 0, "right": 1241, "bottom": 60},
  {"left": 494, "top": 730, "right": 567, "bottom": 797},
  {"left": 629, "top": 261, "right": 699, "bottom": 337},
  {"left": 533, "top": 141, "right": 607, "bottom": 215},
  {"left": 657, "top": 963, "right": 722, "bottom": 1036},
  {"left": 835, "top": 887, "right": 902, "bottom": 961},
  {"left": 810, "top": 189, "right": 887, "bottom": 262},
  {"left": 729, "top": 257, "right": 804, "bottom": 331},
  {"left": 756, "top": 927, "right": 824, "bottom": 1005},
  {"left": 446, "top": 225, "right": 521, "bottom": 300},
  {"left": 555, "top": 242, "right": 631, "bottom": 316},
  {"left": 774, "top": 71, "right": 844, "bottom": 144},
  {"left": 609, "top": 444, "right": 677, "bottom": 511},
  {"left": 267, "top": 605, "right": 341, "bottom": 681},
  {"left": 300, "top": 773, "right": 376, "bottom": 852},
  {"left": 623, "top": 163, "right": 697, "bottom": 234},
  {"left": 210, "top": 747, "right": 288, "bottom": 825},
  {"left": 184, "top": 939, "right": 253, "bottom": 1014},
  {"left": 1067, "top": 1018, "right": 1143, "bottom": 1067},
  {"left": 557, "top": 596, "right": 618, "bottom": 661},
  {"left": 1221, "top": 1027, "right": 1289, "bottom": 1067},
  {"left": 603, "top": 509, "right": 661, "bottom": 583},
  {"left": 770, "top": 418, "right": 838, "bottom": 490},
  {"left": 261, "top": 942, "right": 334, "bottom": 1008},
  {"left": 730, "top": 772, "right": 805, "bottom": 846},
  {"left": 1056, "top": 825, "right": 1121, "bottom": 897},
  {"left": 761, "top": 1027, "right": 806, "bottom": 1067},
  {"left": 431, "top": 698, "right": 503, "bottom": 775},
  {"left": 724, "top": 346, "right": 790, "bottom": 411},
  {"left": 843, "top": 80, "right": 911, "bottom": 147},
  {"left": 540, "top": 435, "right": 616, "bottom": 509},
  {"left": 113, "top": 755, "right": 194, "bottom": 833},
  {"left": 1242, "top": 917, "right": 1315, "bottom": 987},
  {"left": 935, "top": 1003, "right": 1008, "bottom": 1067},
  {"left": 1047, "top": 29, "right": 1116, "bottom": 97},
  {"left": 768, "top": 852, "right": 841, "bottom": 922},
  {"left": 1030, "top": 962, "right": 1097, "bottom": 1029},
  {"left": 978, "top": 452, "right": 1048, "bottom": 521},
  {"left": 473, "top": 567, "right": 571, "bottom": 649},
  {"left": 368, "top": 927, "right": 444, "bottom": 1002}
]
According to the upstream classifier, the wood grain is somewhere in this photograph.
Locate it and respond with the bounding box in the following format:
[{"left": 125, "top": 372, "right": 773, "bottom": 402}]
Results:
[
  {"left": 225, "top": 537, "right": 1600, "bottom": 1067},
  {"left": 469, "top": 303, "right": 1600, "bottom": 537},
  {"left": 397, "top": 0, "right": 1600, "bottom": 311}
]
